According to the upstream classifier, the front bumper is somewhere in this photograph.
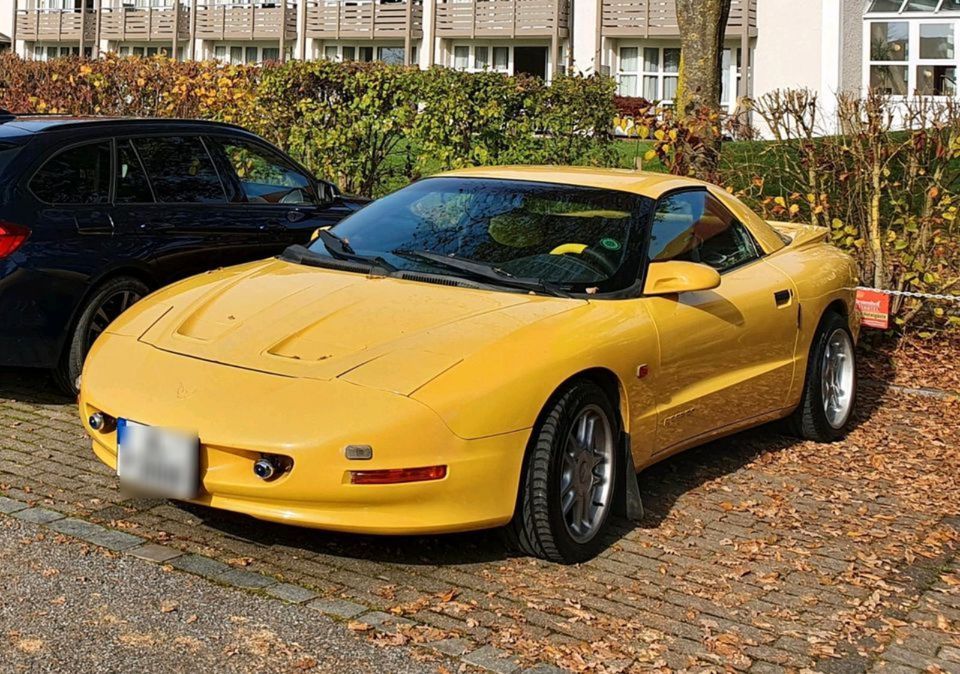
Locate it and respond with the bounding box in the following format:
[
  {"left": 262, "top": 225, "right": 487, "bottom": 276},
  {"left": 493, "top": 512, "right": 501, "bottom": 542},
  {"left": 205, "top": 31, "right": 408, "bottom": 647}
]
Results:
[{"left": 80, "top": 334, "right": 529, "bottom": 535}]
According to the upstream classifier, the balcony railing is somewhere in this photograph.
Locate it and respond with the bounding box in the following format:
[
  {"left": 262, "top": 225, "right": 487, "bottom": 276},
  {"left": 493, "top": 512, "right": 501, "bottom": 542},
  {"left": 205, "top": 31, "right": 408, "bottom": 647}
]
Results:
[
  {"left": 600, "top": 0, "right": 756, "bottom": 38},
  {"left": 435, "top": 0, "right": 568, "bottom": 39},
  {"left": 305, "top": 0, "right": 422, "bottom": 40},
  {"left": 16, "top": 8, "right": 97, "bottom": 41},
  {"left": 195, "top": 2, "right": 297, "bottom": 41},
  {"left": 100, "top": 5, "right": 190, "bottom": 41}
]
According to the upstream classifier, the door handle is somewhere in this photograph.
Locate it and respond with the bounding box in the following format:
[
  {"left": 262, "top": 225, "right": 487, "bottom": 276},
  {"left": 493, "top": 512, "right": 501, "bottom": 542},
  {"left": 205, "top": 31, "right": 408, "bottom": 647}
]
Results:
[
  {"left": 139, "top": 222, "right": 174, "bottom": 231},
  {"left": 774, "top": 289, "right": 793, "bottom": 307}
]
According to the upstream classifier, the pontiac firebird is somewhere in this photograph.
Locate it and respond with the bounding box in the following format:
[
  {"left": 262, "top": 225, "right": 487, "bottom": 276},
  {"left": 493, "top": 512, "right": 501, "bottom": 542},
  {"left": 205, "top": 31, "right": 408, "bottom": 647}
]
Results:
[{"left": 80, "top": 167, "right": 859, "bottom": 563}]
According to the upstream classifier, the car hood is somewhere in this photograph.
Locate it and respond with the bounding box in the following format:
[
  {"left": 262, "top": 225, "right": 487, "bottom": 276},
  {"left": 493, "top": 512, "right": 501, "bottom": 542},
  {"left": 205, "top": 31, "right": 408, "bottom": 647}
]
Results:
[{"left": 132, "top": 259, "right": 583, "bottom": 395}]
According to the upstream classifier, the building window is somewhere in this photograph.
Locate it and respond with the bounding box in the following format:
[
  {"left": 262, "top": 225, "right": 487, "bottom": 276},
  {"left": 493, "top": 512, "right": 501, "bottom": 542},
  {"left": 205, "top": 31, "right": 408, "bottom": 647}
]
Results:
[
  {"left": 32, "top": 44, "right": 80, "bottom": 61},
  {"left": 451, "top": 44, "right": 510, "bottom": 74},
  {"left": 865, "top": 17, "right": 958, "bottom": 96},
  {"left": 617, "top": 46, "right": 679, "bottom": 103},
  {"left": 867, "top": 0, "right": 960, "bottom": 11},
  {"left": 378, "top": 46, "right": 404, "bottom": 65},
  {"left": 868, "top": 21, "right": 910, "bottom": 94},
  {"left": 118, "top": 45, "right": 164, "bottom": 57},
  {"left": 213, "top": 44, "right": 290, "bottom": 64},
  {"left": 319, "top": 43, "right": 407, "bottom": 64},
  {"left": 720, "top": 48, "right": 744, "bottom": 109}
]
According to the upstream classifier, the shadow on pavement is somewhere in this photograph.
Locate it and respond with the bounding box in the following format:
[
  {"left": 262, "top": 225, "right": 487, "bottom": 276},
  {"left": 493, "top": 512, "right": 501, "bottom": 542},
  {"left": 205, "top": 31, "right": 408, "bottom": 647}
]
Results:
[
  {"left": 0, "top": 349, "right": 889, "bottom": 565},
  {"left": 180, "top": 380, "right": 886, "bottom": 564},
  {"left": 0, "top": 367, "right": 74, "bottom": 405}
]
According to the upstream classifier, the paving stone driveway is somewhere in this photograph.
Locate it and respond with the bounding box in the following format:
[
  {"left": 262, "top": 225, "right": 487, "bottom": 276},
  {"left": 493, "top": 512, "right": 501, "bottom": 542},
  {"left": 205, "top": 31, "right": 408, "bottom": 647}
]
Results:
[{"left": 0, "top": 364, "right": 958, "bottom": 674}]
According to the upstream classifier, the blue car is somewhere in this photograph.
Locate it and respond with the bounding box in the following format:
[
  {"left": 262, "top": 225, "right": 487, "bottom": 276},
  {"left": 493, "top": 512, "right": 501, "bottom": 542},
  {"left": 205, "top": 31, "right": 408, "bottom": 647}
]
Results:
[{"left": 0, "top": 112, "right": 365, "bottom": 393}]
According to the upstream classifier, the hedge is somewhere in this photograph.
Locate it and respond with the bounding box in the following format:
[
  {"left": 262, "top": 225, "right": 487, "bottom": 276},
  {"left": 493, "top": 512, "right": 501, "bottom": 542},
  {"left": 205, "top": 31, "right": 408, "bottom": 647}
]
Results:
[{"left": 0, "top": 54, "right": 618, "bottom": 197}]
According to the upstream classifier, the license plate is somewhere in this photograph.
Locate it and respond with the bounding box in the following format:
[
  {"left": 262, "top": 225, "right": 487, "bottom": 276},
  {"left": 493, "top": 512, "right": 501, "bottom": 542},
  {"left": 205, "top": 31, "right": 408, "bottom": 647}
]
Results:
[{"left": 116, "top": 419, "right": 199, "bottom": 499}]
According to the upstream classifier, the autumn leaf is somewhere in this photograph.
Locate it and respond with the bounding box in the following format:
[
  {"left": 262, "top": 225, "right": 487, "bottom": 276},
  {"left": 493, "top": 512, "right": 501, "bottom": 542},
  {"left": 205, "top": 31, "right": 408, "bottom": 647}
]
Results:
[{"left": 347, "top": 621, "right": 372, "bottom": 632}]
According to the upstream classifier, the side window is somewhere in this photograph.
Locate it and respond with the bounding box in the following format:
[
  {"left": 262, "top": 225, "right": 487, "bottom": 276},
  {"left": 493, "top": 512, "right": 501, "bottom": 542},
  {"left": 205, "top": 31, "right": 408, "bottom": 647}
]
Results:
[
  {"left": 649, "top": 190, "right": 760, "bottom": 273},
  {"left": 214, "top": 137, "right": 317, "bottom": 205},
  {"left": 132, "top": 136, "right": 226, "bottom": 204},
  {"left": 30, "top": 141, "right": 111, "bottom": 204},
  {"left": 115, "top": 139, "right": 154, "bottom": 204}
]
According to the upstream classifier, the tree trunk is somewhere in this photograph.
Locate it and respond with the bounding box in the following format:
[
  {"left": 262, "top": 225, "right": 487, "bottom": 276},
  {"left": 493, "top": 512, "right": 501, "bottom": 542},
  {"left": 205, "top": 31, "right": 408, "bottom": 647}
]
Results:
[
  {"left": 675, "top": 0, "right": 731, "bottom": 114},
  {"left": 674, "top": 0, "right": 732, "bottom": 177}
]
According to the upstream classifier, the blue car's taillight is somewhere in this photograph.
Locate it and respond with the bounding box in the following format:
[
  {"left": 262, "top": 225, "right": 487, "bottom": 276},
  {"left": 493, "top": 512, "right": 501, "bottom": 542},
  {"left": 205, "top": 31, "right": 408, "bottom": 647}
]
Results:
[{"left": 0, "top": 221, "right": 29, "bottom": 259}]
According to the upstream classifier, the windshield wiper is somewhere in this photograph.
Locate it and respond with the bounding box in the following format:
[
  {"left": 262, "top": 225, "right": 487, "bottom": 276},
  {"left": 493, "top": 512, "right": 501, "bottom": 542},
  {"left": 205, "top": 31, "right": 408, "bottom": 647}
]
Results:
[
  {"left": 317, "top": 229, "right": 397, "bottom": 273},
  {"left": 394, "top": 250, "right": 572, "bottom": 298}
]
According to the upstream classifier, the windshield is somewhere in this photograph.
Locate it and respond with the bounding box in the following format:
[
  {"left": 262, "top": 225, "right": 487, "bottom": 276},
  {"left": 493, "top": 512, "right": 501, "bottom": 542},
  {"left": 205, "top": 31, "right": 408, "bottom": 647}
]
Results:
[{"left": 307, "top": 177, "right": 651, "bottom": 293}]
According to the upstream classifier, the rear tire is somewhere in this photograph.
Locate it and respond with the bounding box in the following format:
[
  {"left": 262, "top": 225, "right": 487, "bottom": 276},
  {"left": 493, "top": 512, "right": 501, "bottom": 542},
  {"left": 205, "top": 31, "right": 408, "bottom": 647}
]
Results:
[
  {"left": 508, "top": 380, "right": 620, "bottom": 564},
  {"left": 53, "top": 276, "right": 149, "bottom": 396},
  {"left": 788, "top": 311, "right": 857, "bottom": 442}
]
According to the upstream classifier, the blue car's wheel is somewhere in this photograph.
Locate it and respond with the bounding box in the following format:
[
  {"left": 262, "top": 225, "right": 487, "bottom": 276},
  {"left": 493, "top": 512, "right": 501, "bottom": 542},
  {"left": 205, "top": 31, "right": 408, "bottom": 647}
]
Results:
[{"left": 54, "top": 276, "right": 148, "bottom": 395}]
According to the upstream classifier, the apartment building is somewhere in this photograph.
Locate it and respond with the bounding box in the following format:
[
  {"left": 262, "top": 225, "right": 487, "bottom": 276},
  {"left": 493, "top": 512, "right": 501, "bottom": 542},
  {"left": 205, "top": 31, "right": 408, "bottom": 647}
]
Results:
[{"left": 0, "top": 1, "right": 957, "bottom": 115}]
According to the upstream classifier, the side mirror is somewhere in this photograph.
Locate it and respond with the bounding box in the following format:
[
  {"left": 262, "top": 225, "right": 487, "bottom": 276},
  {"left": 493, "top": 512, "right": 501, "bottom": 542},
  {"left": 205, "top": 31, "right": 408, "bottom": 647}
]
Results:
[
  {"left": 317, "top": 180, "right": 339, "bottom": 205},
  {"left": 643, "top": 260, "right": 721, "bottom": 296}
]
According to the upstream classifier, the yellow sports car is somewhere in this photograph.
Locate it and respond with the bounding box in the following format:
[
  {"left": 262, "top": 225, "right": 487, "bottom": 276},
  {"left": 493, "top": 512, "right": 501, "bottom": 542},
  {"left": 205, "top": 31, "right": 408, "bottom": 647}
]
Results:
[{"left": 80, "top": 167, "right": 859, "bottom": 562}]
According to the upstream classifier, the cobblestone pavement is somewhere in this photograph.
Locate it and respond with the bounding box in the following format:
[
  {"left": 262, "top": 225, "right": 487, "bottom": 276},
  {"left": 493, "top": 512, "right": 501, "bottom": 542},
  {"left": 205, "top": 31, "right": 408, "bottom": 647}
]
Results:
[{"left": 0, "top": 359, "right": 958, "bottom": 674}]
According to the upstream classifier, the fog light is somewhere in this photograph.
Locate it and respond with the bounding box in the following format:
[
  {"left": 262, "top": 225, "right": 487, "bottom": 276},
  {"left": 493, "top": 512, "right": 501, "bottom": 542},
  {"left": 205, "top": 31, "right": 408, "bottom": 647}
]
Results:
[
  {"left": 253, "top": 457, "right": 278, "bottom": 480},
  {"left": 349, "top": 465, "right": 447, "bottom": 485},
  {"left": 88, "top": 412, "right": 105, "bottom": 431}
]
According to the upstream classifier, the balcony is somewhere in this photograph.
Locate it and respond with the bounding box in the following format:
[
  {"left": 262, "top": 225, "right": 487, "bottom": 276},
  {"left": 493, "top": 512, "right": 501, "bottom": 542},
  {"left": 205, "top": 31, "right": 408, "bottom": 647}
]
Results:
[
  {"left": 100, "top": 5, "right": 190, "bottom": 41},
  {"left": 195, "top": 2, "right": 297, "bottom": 41},
  {"left": 305, "top": 0, "right": 422, "bottom": 40},
  {"left": 16, "top": 9, "right": 97, "bottom": 42},
  {"left": 435, "top": 0, "right": 569, "bottom": 39},
  {"left": 600, "top": 0, "right": 756, "bottom": 39}
]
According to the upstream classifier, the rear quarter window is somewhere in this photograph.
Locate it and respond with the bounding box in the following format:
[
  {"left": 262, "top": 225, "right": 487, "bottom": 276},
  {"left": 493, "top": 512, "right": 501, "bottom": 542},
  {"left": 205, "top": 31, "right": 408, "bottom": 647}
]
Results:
[
  {"left": 29, "top": 141, "right": 112, "bottom": 205},
  {"left": 0, "top": 142, "right": 21, "bottom": 177}
]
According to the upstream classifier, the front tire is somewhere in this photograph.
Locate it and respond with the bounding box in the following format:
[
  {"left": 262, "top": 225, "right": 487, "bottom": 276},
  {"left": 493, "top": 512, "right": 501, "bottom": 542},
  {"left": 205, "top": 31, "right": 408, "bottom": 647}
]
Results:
[
  {"left": 53, "top": 276, "right": 148, "bottom": 395},
  {"left": 508, "top": 380, "right": 620, "bottom": 563},
  {"left": 789, "top": 311, "right": 857, "bottom": 442}
]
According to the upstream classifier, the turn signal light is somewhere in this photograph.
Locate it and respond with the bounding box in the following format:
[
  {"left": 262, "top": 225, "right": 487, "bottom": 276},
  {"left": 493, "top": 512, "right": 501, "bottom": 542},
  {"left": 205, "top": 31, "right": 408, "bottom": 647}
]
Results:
[
  {"left": 349, "top": 465, "right": 447, "bottom": 485},
  {"left": 0, "top": 221, "right": 30, "bottom": 259}
]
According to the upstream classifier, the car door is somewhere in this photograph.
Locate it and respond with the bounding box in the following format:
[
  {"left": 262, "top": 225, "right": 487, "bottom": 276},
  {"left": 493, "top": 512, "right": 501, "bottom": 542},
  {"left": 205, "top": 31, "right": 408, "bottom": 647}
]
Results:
[
  {"left": 22, "top": 138, "right": 116, "bottom": 359},
  {"left": 643, "top": 188, "right": 799, "bottom": 453},
  {"left": 110, "top": 134, "right": 233, "bottom": 283},
  {"left": 205, "top": 134, "right": 345, "bottom": 260}
]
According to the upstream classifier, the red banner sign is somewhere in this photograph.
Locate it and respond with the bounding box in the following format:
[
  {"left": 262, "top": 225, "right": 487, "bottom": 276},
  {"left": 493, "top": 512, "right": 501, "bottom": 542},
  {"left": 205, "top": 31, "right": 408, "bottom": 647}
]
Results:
[{"left": 856, "top": 289, "right": 891, "bottom": 329}]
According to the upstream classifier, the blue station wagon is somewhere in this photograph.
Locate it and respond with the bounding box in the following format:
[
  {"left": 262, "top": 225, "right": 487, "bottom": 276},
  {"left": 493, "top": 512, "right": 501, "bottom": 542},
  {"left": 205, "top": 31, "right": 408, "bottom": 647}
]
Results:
[{"left": 0, "top": 112, "right": 365, "bottom": 393}]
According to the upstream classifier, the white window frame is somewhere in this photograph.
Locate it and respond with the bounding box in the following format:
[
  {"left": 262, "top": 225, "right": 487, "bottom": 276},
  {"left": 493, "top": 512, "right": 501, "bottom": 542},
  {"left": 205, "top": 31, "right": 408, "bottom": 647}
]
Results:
[
  {"left": 32, "top": 44, "right": 80, "bottom": 60},
  {"left": 865, "top": 0, "right": 960, "bottom": 13},
  {"left": 451, "top": 43, "right": 512, "bottom": 74},
  {"left": 863, "top": 16, "right": 959, "bottom": 97},
  {"left": 213, "top": 43, "right": 290, "bottom": 64},
  {"left": 116, "top": 43, "right": 173, "bottom": 57},
  {"left": 318, "top": 42, "right": 409, "bottom": 65},
  {"left": 615, "top": 45, "right": 680, "bottom": 106}
]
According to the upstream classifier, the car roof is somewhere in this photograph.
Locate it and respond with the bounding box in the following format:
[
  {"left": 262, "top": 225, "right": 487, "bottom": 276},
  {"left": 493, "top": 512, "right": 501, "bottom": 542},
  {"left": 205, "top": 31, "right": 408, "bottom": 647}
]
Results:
[
  {"left": 0, "top": 115, "right": 248, "bottom": 137},
  {"left": 437, "top": 165, "right": 711, "bottom": 199}
]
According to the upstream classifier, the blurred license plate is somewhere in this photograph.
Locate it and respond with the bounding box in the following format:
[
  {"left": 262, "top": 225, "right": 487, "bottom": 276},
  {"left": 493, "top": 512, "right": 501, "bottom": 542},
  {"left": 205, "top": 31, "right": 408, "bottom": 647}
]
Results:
[{"left": 116, "top": 419, "right": 199, "bottom": 499}]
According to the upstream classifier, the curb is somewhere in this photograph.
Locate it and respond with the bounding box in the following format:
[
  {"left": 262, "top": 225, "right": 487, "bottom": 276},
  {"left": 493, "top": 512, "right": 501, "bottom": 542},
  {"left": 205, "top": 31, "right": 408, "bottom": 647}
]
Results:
[
  {"left": 862, "top": 378, "right": 959, "bottom": 401},
  {"left": 0, "top": 493, "right": 570, "bottom": 674}
]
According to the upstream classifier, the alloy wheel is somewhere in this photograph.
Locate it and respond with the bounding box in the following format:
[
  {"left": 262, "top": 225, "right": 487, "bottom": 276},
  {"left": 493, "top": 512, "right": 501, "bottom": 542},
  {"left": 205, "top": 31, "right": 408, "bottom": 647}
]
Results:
[
  {"left": 820, "top": 328, "right": 855, "bottom": 429},
  {"left": 559, "top": 404, "right": 615, "bottom": 544},
  {"left": 85, "top": 289, "right": 142, "bottom": 351}
]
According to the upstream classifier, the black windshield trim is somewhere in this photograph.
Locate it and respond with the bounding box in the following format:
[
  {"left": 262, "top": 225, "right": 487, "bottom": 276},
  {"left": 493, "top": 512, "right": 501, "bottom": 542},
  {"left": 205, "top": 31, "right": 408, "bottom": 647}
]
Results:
[{"left": 303, "top": 176, "right": 656, "bottom": 297}]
